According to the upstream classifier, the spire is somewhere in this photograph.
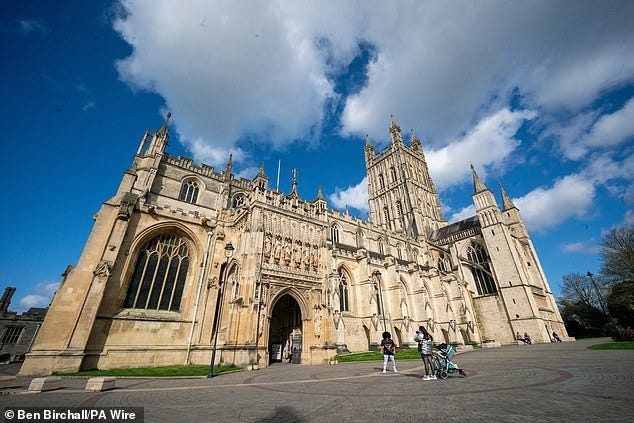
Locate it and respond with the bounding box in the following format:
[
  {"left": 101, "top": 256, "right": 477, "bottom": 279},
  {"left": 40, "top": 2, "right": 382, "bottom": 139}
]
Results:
[
  {"left": 315, "top": 184, "right": 327, "bottom": 202},
  {"left": 499, "top": 182, "right": 517, "bottom": 211},
  {"left": 256, "top": 162, "right": 266, "bottom": 178},
  {"left": 136, "top": 128, "right": 151, "bottom": 156},
  {"left": 224, "top": 154, "right": 233, "bottom": 180},
  {"left": 410, "top": 129, "right": 421, "bottom": 151},
  {"left": 157, "top": 112, "right": 171, "bottom": 138},
  {"left": 287, "top": 168, "right": 301, "bottom": 200},
  {"left": 389, "top": 114, "right": 404, "bottom": 146},
  {"left": 365, "top": 134, "right": 374, "bottom": 151},
  {"left": 471, "top": 164, "right": 488, "bottom": 194}
]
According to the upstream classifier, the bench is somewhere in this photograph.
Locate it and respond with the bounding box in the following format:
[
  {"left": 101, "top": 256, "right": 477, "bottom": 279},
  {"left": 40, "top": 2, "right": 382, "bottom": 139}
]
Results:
[
  {"left": 85, "top": 377, "right": 116, "bottom": 392},
  {"left": 0, "top": 376, "right": 16, "bottom": 389},
  {"left": 28, "top": 376, "right": 62, "bottom": 392}
]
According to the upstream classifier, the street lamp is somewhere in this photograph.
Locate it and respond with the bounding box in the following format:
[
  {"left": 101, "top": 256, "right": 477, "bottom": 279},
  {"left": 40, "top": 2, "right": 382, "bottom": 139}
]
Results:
[
  {"left": 374, "top": 271, "right": 387, "bottom": 332},
  {"left": 587, "top": 272, "right": 608, "bottom": 317},
  {"left": 208, "top": 242, "right": 234, "bottom": 378}
]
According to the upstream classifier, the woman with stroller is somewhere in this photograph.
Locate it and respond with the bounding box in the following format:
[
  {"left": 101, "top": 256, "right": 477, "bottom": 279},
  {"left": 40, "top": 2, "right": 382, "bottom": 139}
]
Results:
[{"left": 414, "top": 326, "right": 436, "bottom": 380}]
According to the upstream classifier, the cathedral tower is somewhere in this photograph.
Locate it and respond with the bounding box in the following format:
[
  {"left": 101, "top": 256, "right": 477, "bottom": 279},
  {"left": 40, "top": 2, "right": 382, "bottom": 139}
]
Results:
[
  {"left": 365, "top": 117, "right": 446, "bottom": 240},
  {"left": 471, "top": 166, "right": 566, "bottom": 343}
]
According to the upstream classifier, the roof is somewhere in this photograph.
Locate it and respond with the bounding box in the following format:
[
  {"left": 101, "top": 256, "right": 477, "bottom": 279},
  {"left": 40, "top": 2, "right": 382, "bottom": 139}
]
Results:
[{"left": 429, "top": 215, "right": 481, "bottom": 243}]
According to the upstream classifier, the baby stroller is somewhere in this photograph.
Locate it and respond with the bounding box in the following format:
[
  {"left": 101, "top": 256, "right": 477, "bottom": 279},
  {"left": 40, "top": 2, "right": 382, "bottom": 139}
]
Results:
[{"left": 433, "top": 343, "right": 466, "bottom": 379}]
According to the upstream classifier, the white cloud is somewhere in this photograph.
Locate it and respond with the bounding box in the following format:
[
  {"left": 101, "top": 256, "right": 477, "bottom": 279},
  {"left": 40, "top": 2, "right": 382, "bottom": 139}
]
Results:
[
  {"left": 561, "top": 241, "right": 600, "bottom": 254},
  {"left": 17, "top": 281, "right": 59, "bottom": 312},
  {"left": 555, "top": 98, "right": 634, "bottom": 160},
  {"left": 581, "top": 98, "right": 634, "bottom": 148},
  {"left": 112, "top": 1, "right": 634, "bottom": 166},
  {"left": 514, "top": 174, "right": 595, "bottom": 232},
  {"left": 329, "top": 176, "right": 368, "bottom": 212},
  {"left": 448, "top": 204, "right": 476, "bottom": 223},
  {"left": 426, "top": 108, "right": 536, "bottom": 190}
]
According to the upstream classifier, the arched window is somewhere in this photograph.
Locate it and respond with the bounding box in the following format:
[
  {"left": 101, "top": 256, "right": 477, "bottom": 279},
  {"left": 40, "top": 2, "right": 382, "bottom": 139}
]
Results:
[
  {"left": 231, "top": 193, "right": 245, "bottom": 209},
  {"left": 179, "top": 179, "right": 199, "bottom": 204},
  {"left": 331, "top": 225, "right": 339, "bottom": 244},
  {"left": 438, "top": 252, "right": 450, "bottom": 273},
  {"left": 124, "top": 233, "right": 190, "bottom": 311},
  {"left": 378, "top": 174, "right": 385, "bottom": 189},
  {"left": 467, "top": 243, "right": 497, "bottom": 295},
  {"left": 390, "top": 166, "right": 397, "bottom": 182},
  {"left": 383, "top": 207, "right": 391, "bottom": 229},
  {"left": 338, "top": 269, "right": 349, "bottom": 312}
]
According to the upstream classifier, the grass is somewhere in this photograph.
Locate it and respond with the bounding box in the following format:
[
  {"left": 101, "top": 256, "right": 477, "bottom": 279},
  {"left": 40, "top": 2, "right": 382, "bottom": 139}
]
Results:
[
  {"left": 588, "top": 341, "right": 634, "bottom": 350},
  {"left": 337, "top": 348, "right": 422, "bottom": 362},
  {"left": 54, "top": 363, "right": 239, "bottom": 377}
]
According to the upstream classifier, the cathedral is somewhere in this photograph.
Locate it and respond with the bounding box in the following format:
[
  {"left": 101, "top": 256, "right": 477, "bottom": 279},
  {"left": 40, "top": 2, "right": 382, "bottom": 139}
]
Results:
[{"left": 20, "top": 114, "right": 569, "bottom": 375}]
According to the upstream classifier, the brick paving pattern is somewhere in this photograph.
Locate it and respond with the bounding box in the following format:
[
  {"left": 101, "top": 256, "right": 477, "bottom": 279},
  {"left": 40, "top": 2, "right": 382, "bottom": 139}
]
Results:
[{"left": 1, "top": 338, "right": 632, "bottom": 422}]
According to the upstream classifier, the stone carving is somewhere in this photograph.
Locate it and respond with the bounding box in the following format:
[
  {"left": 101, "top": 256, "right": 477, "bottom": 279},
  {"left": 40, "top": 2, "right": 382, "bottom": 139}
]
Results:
[
  {"left": 313, "top": 307, "right": 322, "bottom": 337},
  {"left": 93, "top": 260, "right": 112, "bottom": 281}
]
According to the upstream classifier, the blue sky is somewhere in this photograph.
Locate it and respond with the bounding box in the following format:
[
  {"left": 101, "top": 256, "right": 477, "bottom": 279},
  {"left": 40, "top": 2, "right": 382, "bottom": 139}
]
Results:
[{"left": 1, "top": 1, "right": 633, "bottom": 312}]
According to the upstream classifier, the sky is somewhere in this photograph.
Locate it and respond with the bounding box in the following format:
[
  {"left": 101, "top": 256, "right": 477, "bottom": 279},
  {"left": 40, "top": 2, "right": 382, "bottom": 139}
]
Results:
[{"left": 1, "top": 1, "right": 633, "bottom": 313}]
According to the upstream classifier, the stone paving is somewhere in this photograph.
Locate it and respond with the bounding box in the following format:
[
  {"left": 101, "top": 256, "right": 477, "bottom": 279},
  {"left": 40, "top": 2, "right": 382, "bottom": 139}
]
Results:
[{"left": 1, "top": 338, "right": 632, "bottom": 422}]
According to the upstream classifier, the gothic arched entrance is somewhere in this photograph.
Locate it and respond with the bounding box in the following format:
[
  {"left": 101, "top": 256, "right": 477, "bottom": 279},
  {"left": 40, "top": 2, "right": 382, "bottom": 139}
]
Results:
[{"left": 268, "top": 294, "right": 303, "bottom": 364}]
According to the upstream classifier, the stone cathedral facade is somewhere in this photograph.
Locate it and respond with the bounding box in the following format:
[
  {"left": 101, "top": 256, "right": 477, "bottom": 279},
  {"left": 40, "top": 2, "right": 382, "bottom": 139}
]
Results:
[{"left": 20, "top": 114, "right": 569, "bottom": 375}]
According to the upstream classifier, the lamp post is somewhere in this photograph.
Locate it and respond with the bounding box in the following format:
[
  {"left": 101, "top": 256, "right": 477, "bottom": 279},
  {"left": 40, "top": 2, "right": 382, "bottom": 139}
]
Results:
[
  {"left": 374, "top": 271, "right": 387, "bottom": 332},
  {"left": 587, "top": 272, "right": 608, "bottom": 317},
  {"left": 208, "top": 242, "right": 234, "bottom": 378}
]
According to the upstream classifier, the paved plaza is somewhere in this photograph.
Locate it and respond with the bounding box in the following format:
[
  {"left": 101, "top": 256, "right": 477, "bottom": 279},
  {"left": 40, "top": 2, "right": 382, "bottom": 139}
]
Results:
[{"left": 1, "top": 338, "right": 632, "bottom": 422}]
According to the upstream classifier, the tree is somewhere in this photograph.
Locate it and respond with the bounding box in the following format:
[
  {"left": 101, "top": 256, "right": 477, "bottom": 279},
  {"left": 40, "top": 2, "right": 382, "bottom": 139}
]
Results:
[
  {"left": 601, "top": 225, "right": 634, "bottom": 282},
  {"left": 607, "top": 280, "right": 634, "bottom": 328},
  {"left": 559, "top": 273, "right": 610, "bottom": 337},
  {"left": 560, "top": 273, "right": 605, "bottom": 311}
]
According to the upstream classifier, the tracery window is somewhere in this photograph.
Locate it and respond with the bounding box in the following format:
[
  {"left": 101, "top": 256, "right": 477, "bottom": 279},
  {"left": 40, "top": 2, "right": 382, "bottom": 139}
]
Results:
[
  {"left": 231, "top": 193, "right": 246, "bottom": 209},
  {"left": 379, "top": 174, "right": 385, "bottom": 189},
  {"left": 390, "top": 166, "right": 397, "bottom": 182},
  {"left": 338, "top": 269, "right": 350, "bottom": 312},
  {"left": 1, "top": 326, "right": 23, "bottom": 344},
  {"left": 178, "top": 179, "right": 199, "bottom": 204},
  {"left": 124, "top": 233, "right": 190, "bottom": 311},
  {"left": 438, "top": 252, "right": 450, "bottom": 273},
  {"left": 467, "top": 243, "right": 497, "bottom": 295}
]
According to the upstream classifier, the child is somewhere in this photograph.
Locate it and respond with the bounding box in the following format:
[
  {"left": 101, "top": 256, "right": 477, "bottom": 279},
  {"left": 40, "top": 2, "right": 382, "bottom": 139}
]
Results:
[
  {"left": 414, "top": 326, "right": 436, "bottom": 380},
  {"left": 380, "top": 331, "right": 397, "bottom": 373}
]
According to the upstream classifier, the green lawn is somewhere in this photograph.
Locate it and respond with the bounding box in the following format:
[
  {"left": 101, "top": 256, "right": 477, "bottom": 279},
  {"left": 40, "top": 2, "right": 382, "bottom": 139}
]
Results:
[
  {"left": 337, "top": 349, "right": 422, "bottom": 362},
  {"left": 587, "top": 341, "right": 634, "bottom": 350},
  {"left": 54, "top": 363, "right": 239, "bottom": 377}
]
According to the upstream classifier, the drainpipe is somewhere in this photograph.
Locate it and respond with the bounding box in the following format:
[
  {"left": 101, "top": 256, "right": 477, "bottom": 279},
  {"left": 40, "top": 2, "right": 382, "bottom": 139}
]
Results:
[{"left": 186, "top": 227, "right": 213, "bottom": 364}]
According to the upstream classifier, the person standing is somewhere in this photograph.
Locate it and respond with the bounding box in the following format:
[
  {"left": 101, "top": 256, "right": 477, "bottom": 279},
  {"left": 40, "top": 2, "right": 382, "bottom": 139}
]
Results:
[
  {"left": 380, "top": 331, "right": 397, "bottom": 373},
  {"left": 414, "top": 326, "right": 436, "bottom": 380}
]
